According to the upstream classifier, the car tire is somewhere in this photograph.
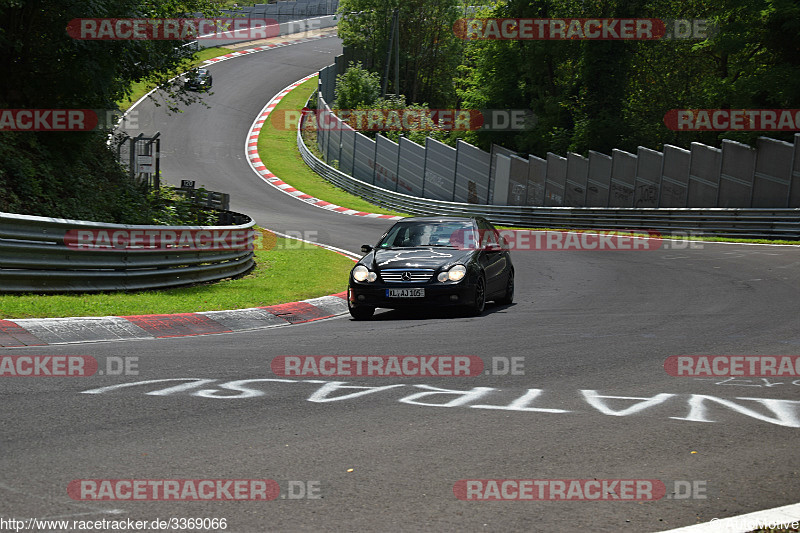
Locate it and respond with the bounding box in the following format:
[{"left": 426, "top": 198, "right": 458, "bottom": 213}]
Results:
[
  {"left": 467, "top": 275, "right": 486, "bottom": 316},
  {"left": 496, "top": 269, "right": 514, "bottom": 305},
  {"left": 348, "top": 300, "right": 375, "bottom": 320},
  {"left": 349, "top": 305, "right": 374, "bottom": 320}
]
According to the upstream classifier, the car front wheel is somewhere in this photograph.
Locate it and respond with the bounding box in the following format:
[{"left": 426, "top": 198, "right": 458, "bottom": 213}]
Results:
[
  {"left": 348, "top": 290, "right": 375, "bottom": 320},
  {"left": 466, "top": 275, "right": 486, "bottom": 316},
  {"left": 349, "top": 304, "right": 374, "bottom": 320}
]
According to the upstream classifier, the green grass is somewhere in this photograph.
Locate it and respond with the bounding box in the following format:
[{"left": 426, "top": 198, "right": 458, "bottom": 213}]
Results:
[
  {"left": 0, "top": 238, "right": 353, "bottom": 319},
  {"left": 118, "top": 47, "right": 234, "bottom": 111},
  {"left": 256, "top": 77, "right": 410, "bottom": 217}
]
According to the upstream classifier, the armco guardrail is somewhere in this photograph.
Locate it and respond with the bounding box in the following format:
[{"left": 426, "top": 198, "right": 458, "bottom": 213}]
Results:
[
  {"left": 298, "top": 127, "right": 800, "bottom": 239},
  {"left": 0, "top": 212, "right": 256, "bottom": 293}
]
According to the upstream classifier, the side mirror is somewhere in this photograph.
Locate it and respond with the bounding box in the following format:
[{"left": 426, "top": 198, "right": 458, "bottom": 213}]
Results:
[
  {"left": 361, "top": 244, "right": 373, "bottom": 253},
  {"left": 483, "top": 243, "right": 502, "bottom": 252}
]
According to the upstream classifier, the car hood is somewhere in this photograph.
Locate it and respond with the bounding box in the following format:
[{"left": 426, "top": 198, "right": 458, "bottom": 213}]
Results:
[{"left": 370, "top": 247, "right": 475, "bottom": 269}]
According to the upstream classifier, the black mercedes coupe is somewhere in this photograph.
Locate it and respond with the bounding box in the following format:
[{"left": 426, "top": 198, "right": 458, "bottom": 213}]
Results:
[{"left": 347, "top": 216, "right": 514, "bottom": 320}]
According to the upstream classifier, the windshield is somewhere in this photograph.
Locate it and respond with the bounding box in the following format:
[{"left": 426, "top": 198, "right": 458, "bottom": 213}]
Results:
[{"left": 377, "top": 221, "right": 476, "bottom": 248}]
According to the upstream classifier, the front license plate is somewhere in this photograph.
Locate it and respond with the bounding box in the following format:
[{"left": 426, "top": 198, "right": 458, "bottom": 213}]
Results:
[{"left": 386, "top": 288, "right": 425, "bottom": 298}]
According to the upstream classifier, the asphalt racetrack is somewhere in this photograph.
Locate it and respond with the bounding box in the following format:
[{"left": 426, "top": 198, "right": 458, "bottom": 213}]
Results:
[{"left": 1, "top": 36, "right": 799, "bottom": 532}]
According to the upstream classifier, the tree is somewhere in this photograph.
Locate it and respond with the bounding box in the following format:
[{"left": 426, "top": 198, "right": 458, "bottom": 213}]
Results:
[
  {"left": 0, "top": 0, "right": 221, "bottom": 113},
  {"left": 337, "top": 0, "right": 463, "bottom": 108}
]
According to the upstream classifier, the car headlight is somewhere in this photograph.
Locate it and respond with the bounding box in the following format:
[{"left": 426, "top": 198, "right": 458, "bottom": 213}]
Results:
[
  {"left": 352, "top": 265, "right": 376, "bottom": 282},
  {"left": 438, "top": 264, "right": 466, "bottom": 282}
]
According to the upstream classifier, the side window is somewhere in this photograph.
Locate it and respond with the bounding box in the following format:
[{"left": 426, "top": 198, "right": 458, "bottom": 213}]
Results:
[{"left": 477, "top": 220, "right": 498, "bottom": 246}]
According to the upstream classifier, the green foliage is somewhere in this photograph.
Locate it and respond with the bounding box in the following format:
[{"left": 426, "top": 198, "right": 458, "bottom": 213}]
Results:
[
  {"left": 369, "top": 97, "right": 454, "bottom": 146},
  {"left": 334, "top": 62, "right": 381, "bottom": 109},
  {"left": 454, "top": 0, "right": 800, "bottom": 156},
  {"left": 0, "top": 0, "right": 222, "bottom": 113},
  {"left": 145, "top": 187, "right": 220, "bottom": 226}
]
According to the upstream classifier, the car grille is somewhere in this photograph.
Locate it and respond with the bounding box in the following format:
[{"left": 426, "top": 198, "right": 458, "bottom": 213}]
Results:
[{"left": 380, "top": 269, "right": 434, "bottom": 283}]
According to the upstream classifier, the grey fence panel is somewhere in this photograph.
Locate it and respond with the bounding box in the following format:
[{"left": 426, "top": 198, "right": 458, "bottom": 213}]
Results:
[
  {"left": 565, "top": 152, "right": 589, "bottom": 207},
  {"left": 423, "top": 138, "right": 457, "bottom": 201},
  {"left": 325, "top": 115, "right": 342, "bottom": 166},
  {"left": 493, "top": 155, "right": 511, "bottom": 206},
  {"left": 316, "top": 96, "right": 328, "bottom": 155},
  {"left": 490, "top": 145, "right": 518, "bottom": 204},
  {"left": 318, "top": 66, "right": 328, "bottom": 100},
  {"left": 334, "top": 53, "right": 346, "bottom": 76},
  {"left": 352, "top": 132, "right": 376, "bottom": 184},
  {"left": 339, "top": 124, "right": 356, "bottom": 176},
  {"left": 688, "top": 142, "right": 722, "bottom": 207},
  {"left": 327, "top": 64, "right": 337, "bottom": 104},
  {"left": 544, "top": 152, "right": 567, "bottom": 206},
  {"left": 634, "top": 147, "right": 662, "bottom": 208},
  {"left": 526, "top": 155, "right": 547, "bottom": 206},
  {"left": 507, "top": 155, "right": 529, "bottom": 206},
  {"left": 374, "top": 134, "right": 401, "bottom": 191},
  {"left": 585, "top": 151, "right": 612, "bottom": 207},
  {"left": 609, "top": 149, "right": 637, "bottom": 207},
  {"left": 718, "top": 140, "right": 757, "bottom": 207},
  {"left": 753, "top": 137, "right": 793, "bottom": 208},
  {"left": 0, "top": 213, "right": 255, "bottom": 293},
  {"left": 397, "top": 137, "right": 426, "bottom": 197},
  {"left": 319, "top": 64, "right": 336, "bottom": 104},
  {"left": 660, "top": 144, "right": 691, "bottom": 207},
  {"left": 454, "top": 140, "right": 491, "bottom": 204},
  {"left": 792, "top": 133, "right": 800, "bottom": 208}
]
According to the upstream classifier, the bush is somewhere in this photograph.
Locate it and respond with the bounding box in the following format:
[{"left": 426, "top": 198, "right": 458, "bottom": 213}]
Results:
[{"left": 334, "top": 62, "right": 381, "bottom": 110}]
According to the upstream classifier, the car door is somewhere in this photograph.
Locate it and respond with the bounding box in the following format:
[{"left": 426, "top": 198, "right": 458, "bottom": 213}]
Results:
[{"left": 477, "top": 219, "right": 507, "bottom": 296}]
